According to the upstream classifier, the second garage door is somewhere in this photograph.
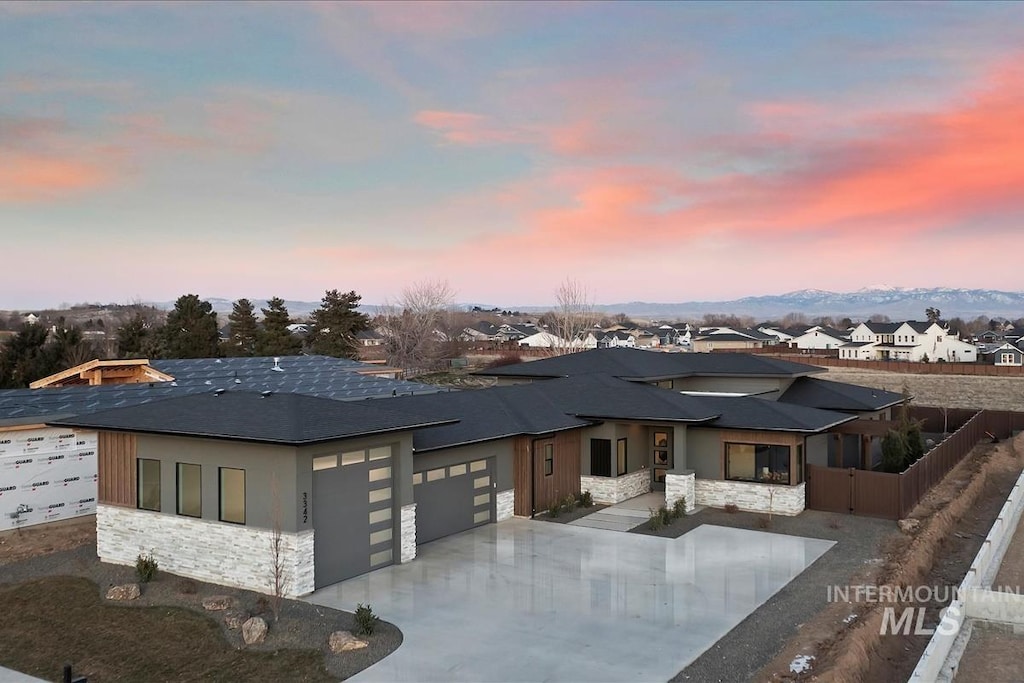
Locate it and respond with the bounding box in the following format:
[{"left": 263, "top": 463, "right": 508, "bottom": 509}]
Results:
[{"left": 414, "top": 457, "right": 495, "bottom": 544}]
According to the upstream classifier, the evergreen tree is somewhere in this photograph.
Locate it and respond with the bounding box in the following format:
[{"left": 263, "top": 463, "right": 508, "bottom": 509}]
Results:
[
  {"left": 162, "top": 294, "right": 220, "bottom": 359},
  {"left": 256, "top": 297, "right": 301, "bottom": 356},
  {"left": 227, "top": 298, "right": 259, "bottom": 357},
  {"left": 308, "top": 289, "right": 370, "bottom": 359},
  {"left": 116, "top": 312, "right": 150, "bottom": 358},
  {"left": 0, "top": 324, "right": 53, "bottom": 388}
]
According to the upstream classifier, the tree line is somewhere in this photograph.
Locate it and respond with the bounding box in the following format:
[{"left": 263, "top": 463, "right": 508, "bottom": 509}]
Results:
[{"left": 0, "top": 290, "right": 369, "bottom": 388}]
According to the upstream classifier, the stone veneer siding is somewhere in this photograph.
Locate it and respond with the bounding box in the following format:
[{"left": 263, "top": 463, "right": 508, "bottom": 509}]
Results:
[
  {"left": 665, "top": 472, "right": 696, "bottom": 513},
  {"left": 694, "top": 480, "right": 806, "bottom": 515},
  {"left": 496, "top": 489, "right": 514, "bottom": 521},
  {"left": 96, "top": 504, "right": 315, "bottom": 597},
  {"left": 580, "top": 469, "right": 651, "bottom": 505},
  {"left": 400, "top": 503, "right": 416, "bottom": 562}
]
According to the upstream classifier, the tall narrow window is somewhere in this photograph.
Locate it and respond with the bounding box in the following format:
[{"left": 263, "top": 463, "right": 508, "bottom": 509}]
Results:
[
  {"left": 219, "top": 467, "right": 245, "bottom": 524},
  {"left": 590, "top": 439, "right": 612, "bottom": 477},
  {"left": 617, "top": 438, "right": 627, "bottom": 476},
  {"left": 137, "top": 458, "right": 161, "bottom": 511},
  {"left": 543, "top": 443, "right": 554, "bottom": 476},
  {"left": 176, "top": 463, "right": 201, "bottom": 518}
]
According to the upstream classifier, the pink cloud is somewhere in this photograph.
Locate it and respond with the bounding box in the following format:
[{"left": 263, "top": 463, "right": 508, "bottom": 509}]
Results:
[
  {"left": 414, "top": 109, "right": 531, "bottom": 146},
  {"left": 0, "top": 153, "right": 110, "bottom": 201}
]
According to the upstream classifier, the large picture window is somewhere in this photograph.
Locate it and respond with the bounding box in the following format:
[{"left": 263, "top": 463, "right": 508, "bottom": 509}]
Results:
[
  {"left": 590, "top": 439, "right": 612, "bottom": 477},
  {"left": 219, "top": 467, "right": 245, "bottom": 524},
  {"left": 137, "top": 458, "right": 161, "bottom": 511},
  {"left": 725, "top": 443, "right": 790, "bottom": 484},
  {"left": 176, "top": 463, "right": 201, "bottom": 518}
]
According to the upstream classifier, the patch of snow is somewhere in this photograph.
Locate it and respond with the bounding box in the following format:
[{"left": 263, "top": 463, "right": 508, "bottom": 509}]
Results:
[{"left": 790, "top": 654, "right": 815, "bottom": 674}]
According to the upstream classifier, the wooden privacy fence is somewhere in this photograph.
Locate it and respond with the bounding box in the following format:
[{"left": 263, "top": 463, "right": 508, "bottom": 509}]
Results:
[
  {"left": 788, "top": 355, "right": 1024, "bottom": 377},
  {"left": 807, "top": 409, "right": 1005, "bottom": 519}
]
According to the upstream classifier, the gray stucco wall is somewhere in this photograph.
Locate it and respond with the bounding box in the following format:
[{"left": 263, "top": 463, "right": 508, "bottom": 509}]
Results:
[
  {"left": 806, "top": 433, "right": 829, "bottom": 467},
  {"left": 414, "top": 439, "right": 513, "bottom": 492},
  {"left": 138, "top": 434, "right": 303, "bottom": 533},
  {"left": 686, "top": 429, "right": 721, "bottom": 479},
  {"left": 579, "top": 422, "right": 678, "bottom": 475},
  {"left": 138, "top": 430, "right": 417, "bottom": 535}
]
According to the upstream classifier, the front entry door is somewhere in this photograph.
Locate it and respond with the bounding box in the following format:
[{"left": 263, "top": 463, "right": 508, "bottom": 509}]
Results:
[{"left": 652, "top": 430, "right": 671, "bottom": 492}]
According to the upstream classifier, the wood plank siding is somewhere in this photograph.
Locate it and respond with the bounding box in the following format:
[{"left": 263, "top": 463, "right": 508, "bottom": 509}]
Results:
[
  {"left": 98, "top": 431, "right": 137, "bottom": 506},
  {"left": 513, "top": 429, "right": 581, "bottom": 516}
]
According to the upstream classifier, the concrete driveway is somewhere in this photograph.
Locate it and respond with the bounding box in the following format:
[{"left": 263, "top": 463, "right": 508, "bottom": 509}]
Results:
[{"left": 305, "top": 519, "right": 834, "bottom": 682}]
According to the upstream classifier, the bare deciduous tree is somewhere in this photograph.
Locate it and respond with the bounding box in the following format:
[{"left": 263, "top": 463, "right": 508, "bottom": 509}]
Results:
[
  {"left": 269, "top": 472, "right": 286, "bottom": 622},
  {"left": 380, "top": 279, "right": 457, "bottom": 372},
  {"left": 545, "top": 278, "right": 599, "bottom": 356}
]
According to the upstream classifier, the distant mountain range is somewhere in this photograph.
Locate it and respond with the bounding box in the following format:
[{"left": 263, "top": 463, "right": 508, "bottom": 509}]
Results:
[{"left": 152, "top": 287, "right": 1024, "bottom": 322}]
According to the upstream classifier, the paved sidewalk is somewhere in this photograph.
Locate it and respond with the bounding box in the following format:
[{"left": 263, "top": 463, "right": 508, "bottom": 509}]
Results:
[
  {"left": 0, "top": 666, "right": 48, "bottom": 683},
  {"left": 568, "top": 491, "right": 665, "bottom": 531}
]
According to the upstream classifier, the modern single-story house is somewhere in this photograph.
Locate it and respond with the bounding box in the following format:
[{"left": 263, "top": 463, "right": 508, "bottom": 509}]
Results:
[{"left": 35, "top": 349, "right": 908, "bottom": 598}]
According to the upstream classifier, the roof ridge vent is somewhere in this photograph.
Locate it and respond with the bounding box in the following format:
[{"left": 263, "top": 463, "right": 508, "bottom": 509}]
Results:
[{"left": 260, "top": 390, "right": 273, "bottom": 398}]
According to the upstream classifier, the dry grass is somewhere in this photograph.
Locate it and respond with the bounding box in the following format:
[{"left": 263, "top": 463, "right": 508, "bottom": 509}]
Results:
[{"left": 0, "top": 576, "right": 334, "bottom": 683}]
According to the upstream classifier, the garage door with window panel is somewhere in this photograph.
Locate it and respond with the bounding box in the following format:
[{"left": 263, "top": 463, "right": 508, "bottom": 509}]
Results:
[
  {"left": 414, "top": 458, "right": 495, "bottom": 544},
  {"left": 313, "top": 446, "right": 394, "bottom": 588}
]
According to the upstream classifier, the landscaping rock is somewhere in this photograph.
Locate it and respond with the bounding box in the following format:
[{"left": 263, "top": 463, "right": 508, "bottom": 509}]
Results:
[
  {"left": 105, "top": 583, "right": 141, "bottom": 601},
  {"left": 202, "top": 595, "right": 233, "bottom": 611},
  {"left": 329, "top": 630, "right": 368, "bottom": 653},
  {"left": 898, "top": 518, "right": 921, "bottom": 534},
  {"left": 242, "top": 616, "right": 268, "bottom": 645},
  {"left": 223, "top": 610, "right": 249, "bottom": 630}
]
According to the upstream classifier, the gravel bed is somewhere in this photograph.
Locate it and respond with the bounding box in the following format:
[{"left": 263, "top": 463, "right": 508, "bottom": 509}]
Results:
[
  {"left": 664, "top": 508, "right": 896, "bottom": 682},
  {"left": 0, "top": 543, "right": 401, "bottom": 681}
]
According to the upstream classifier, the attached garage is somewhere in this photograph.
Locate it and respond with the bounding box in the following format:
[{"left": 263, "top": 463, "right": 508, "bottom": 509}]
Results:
[
  {"left": 312, "top": 444, "right": 396, "bottom": 588},
  {"left": 414, "top": 457, "right": 495, "bottom": 544}
]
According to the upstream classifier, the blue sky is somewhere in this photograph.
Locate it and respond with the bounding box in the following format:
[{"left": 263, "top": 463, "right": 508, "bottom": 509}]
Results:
[{"left": 3, "top": 1, "right": 1023, "bottom": 309}]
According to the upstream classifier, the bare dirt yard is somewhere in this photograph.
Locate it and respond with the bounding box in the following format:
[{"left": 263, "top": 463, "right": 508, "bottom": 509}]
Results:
[
  {"left": 753, "top": 431, "right": 1023, "bottom": 682},
  {"left": 0, "top": 521, "right": 400, "bottom": 682},
  {"left": 823, "top": 367, "right": 1024, "bottom": 412}
]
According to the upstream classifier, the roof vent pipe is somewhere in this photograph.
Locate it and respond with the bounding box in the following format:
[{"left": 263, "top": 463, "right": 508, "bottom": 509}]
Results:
[{"left": 272, "top": 357, "right": 283, "bottom": 372}]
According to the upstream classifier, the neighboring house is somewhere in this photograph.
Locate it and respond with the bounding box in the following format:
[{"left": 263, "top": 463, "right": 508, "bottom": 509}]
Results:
[
  {"left": 790, "top": 326, "right": 848, "bottom": 351},
  {"left": 575, "top": 331, "right": 601, "bottom": 349},
  {"left": 635, "top": 331, "right": 659, "bottom": 348},
  {"left": 22, "top": 313, "right": 39, "bottom": 325},
  {"left": 356, "top": 329, "right": 385, "bottom": 347},
  {"left": 459, "top": 321, "right": 500, "bottom": 342},
  {"left": 598, "top": 331, "right": 636, "bottom": 348},
  {"left": 518, "top": 331, "right": 566, "bottom": 348},
  {"left": 843, "top": 321, "right": 977, "bottom": 363},
  {"left": 992, "top": 342, "right": 1024, "bottom": 367},
  {"left": 691, "top": 332, "right": 764, "bottom": 353}
]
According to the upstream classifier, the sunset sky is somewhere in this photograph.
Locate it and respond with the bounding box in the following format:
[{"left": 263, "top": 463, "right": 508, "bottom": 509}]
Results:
[{"left": 3, "top": 1, "right": 1023, "bottom": 309}]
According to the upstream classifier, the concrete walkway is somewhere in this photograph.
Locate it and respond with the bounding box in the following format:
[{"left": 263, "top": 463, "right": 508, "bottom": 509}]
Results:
[
  {"left": 568, "top": 491, "right": 665, "bottom": 531},
  {"left": 306, "top": 518, "right": 834, "bottom": 682},
  {"left": 0, "top": 666, "right": 48, "bottom": 682}
]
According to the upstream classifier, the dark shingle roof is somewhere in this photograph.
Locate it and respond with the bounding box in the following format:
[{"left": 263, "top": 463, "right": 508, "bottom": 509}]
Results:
[
  {"left": 779, "top": 377, "right": 905, "bottom": 412},
  {"left": 0, "top": 355, "right": 441, "bottom": 426},
  {"left": 49, "top": 391, "right": 453, "bottom": 446},
  {"left": 478, "top": 348, "right": 822, "bottom": 381},
  {"left": 691, "top": 396, "right": 857, "bottom": 432},
  {"left": 386, "top": 375, "right": 722, "bottom": 451},
  {"left": 862, "top": 322, "right": 901, "bottom": 334},
  {"left": 694, "top": 333, "right": 762, "bottom": 343}
]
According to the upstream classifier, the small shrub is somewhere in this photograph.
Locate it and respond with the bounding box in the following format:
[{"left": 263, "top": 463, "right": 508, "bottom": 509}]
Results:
[
  {"left": 757, "top": 516, "right": 772, "bottom": 529},
  {"left": 672, "top": 497, "right": 686, "bottom": 518},
  {"left": 547, "top": 499, "right": 561, "bottom": 517},
  {"left": 135, "top": 552, "right": 158, "bottom": 583},
  {"left": 659, "top": 505, "right": 674, "bottom": 526},
  {"left": 724, "top": 503, "right": 739, "bottom": 514},
  {"left": 177, "top": 579, "right": 198, "bottom": 595},
  {"left": 562, "top": 494, "right": 577, "bottom": 513},
  {"left": 578, "top": 490, "right": 594, "bottom": 508},
  {"left": 648, "top": 508, "right": 664, "bottom": 531},
  {"left": 354, "top": 603, "right": 380, "bottom": 636}
]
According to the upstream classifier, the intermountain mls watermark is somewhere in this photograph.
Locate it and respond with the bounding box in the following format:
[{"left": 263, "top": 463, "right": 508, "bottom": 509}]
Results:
[{"left": 828, "top": 584, "right": 1023, "bottom": 636}]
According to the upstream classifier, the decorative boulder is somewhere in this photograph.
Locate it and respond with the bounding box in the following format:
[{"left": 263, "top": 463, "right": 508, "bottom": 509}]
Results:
[
  {"left": 202, "top": 595, "right": 233, "bottom": 611},
  {"left": 329, "top": 630, "right": 369, "bottom": 653},
  {"left": 106, "top": 583, "right": 141, "bottom": 601},
  {"left": 224, "top": 610, "right": 249, "bottom": 630},
  {"left": 242, "top": 616, "right": 268, "bottom": 645}
]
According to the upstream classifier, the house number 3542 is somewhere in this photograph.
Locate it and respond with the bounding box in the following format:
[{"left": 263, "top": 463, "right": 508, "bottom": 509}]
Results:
[{"left": 302, "top": 492, "right": 308, "bottom": 523}]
